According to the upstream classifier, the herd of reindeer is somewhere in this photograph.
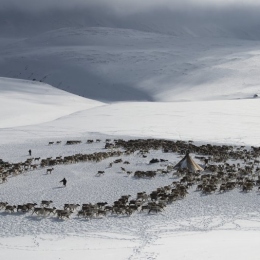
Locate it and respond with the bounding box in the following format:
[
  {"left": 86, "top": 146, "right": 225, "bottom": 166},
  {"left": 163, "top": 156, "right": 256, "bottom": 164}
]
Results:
[{"left": 0, "top": 138, "right": 260, "bottom": 220}]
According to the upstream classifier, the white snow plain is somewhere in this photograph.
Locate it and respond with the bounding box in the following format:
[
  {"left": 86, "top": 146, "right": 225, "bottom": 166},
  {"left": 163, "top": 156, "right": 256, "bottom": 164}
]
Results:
[{"left": 0, "top": 76, "right": 260, "bottom": 259}]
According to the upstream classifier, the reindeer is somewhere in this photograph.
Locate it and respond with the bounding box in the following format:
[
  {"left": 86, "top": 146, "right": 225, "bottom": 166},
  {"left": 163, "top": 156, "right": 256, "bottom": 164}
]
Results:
[
  {"left": 57, "top": 210, "right": 73, "bottom": 219},
  {"left": 5, "top": 205, "right": 16, "bottom": 213},
  {"left": 25, "top": 203, "right": 37, "bottom": 211},
  {"left": 32, "top": 207, "right": 47, "bottom": 216},
  {"left": 44, "top": 207, "right": 57, "bottom": 215},
  {"left": 41, "top": 200, "right": 53, "bottom": 207},
  {"left": 96, "top": 202, "right": 108, "bottom": 209},
  {"left": 0, "top": 202, "right": 8, "bottom": 209},
  {"left": 64, "top": 204, "right": 80, "bottom": 211},
  {"left": 46, "top": 168, "right": 54, "bottom": 174},
  {"left": 96, "top": 171, "right": 104, "bottom": 176},
  {"left": 17, "top": 204, "right": 30, "bottom": 212},
  {"left": 30, "top": 164, "right": 38, "bottom": 170},
  {"left": 1, "top": 176, "right": 7, "bottom": 183}
]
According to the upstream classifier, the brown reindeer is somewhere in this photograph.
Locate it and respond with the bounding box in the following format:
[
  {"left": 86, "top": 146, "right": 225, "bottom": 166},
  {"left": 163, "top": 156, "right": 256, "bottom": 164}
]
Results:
[{"left": 46, "top": 168, "right": 54, "bottom": 174}]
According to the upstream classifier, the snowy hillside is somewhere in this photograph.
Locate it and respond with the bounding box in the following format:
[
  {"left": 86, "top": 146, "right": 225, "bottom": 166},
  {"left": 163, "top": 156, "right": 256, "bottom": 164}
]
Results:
[
  {"left": 1, "top": 1, "right": 260, "bottom": 103},
  {"left": 0, "top": 27, "right": 260, "bottom": 102},
  {"left": 0, "top": 77, "right": 103, "bottom": 128}
]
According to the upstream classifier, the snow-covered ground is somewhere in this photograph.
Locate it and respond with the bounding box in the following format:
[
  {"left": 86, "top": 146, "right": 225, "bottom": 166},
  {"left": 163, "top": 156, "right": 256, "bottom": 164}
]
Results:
[
  {"left": 0, "top": 75, "right": 260, "bottom": 259},
  {"left": 0, "top": 77, "right": 103, "bottom": 128},
  {"left": 1, "top": 7, "right": 260, "bottom": 258},
  {"left": 1, "top": 99, "right": 260, "bottom": 146}
]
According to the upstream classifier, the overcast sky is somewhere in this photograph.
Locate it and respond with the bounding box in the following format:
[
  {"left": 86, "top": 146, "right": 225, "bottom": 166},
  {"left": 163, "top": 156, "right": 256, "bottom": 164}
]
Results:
[
  {"left": 0, "top": 0, "right": 259, "bottom": 13},
  {"left": 1, "top": 0, "right": 260, "bottom": 39}
]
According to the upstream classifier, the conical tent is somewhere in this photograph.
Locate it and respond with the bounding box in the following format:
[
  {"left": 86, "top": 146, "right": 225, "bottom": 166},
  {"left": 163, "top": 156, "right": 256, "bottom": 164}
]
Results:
[{"left": 174, "top": 152, "right": 204, "bottom": 173}]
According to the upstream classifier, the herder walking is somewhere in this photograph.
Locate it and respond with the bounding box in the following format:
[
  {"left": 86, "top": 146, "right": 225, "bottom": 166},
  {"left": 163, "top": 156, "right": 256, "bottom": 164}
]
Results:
[{"left": 60, "top": 178, "right": 67, "bottom": 187}]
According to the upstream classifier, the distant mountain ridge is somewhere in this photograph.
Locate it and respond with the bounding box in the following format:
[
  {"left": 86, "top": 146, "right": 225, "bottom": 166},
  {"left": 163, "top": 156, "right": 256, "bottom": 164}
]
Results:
[{"left": 0, "top": 6, "right": 260, "bottom": 102}]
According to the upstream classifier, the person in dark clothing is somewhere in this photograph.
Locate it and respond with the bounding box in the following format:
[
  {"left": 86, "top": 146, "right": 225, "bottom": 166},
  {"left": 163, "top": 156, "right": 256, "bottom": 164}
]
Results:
[
  {"left": 60, "top": 178, "right": 67, "bottom": 187},
  {"left": 204, "top": 158, "right": 209, "bottom": 166},
  {"left": 28, "top": 149, "right": 32, "bottom": 156}
]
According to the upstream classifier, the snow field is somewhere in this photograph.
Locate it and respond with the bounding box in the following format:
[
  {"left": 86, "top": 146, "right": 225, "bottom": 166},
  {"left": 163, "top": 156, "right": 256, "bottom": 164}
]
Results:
[
  {"left": 0, "top": 23, "right": 260, "bottom": 258},
  {"left": 1, "top": 99, "right": 260, "bottom": 147},
  {"left": 0, "top": 119, "right": 260, "bottom": 258},
  {"left": 0, "top": 233, "right": 138, "bottom": 260}
]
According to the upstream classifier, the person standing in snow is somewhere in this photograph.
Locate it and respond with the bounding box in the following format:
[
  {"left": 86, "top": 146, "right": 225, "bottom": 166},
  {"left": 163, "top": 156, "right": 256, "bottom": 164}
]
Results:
[
  {"left": 204, "top": 158, "right": 209, "bottom": 166},
  {"left": 28, "top": 149, "right": 32, "bottom": 156},
  {"left": 60, "top": 178, "right": 67, "bottom": 187}
]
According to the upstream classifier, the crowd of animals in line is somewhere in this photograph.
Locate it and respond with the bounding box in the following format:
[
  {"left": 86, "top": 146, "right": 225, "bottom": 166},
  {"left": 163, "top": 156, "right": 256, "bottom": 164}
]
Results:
[
  {"left": 0, "top": 182, "right": 188, "bottom": 219},
  {"left": 1, "top": 138, "right": 260, "bottom": 220},
  {"left": 0, "top": 139, "right": 120, "bottom": 183}
]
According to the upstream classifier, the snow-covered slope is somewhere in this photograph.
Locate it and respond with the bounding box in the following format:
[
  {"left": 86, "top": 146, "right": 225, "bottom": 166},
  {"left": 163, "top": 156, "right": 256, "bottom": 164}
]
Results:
[
  {"left": 1, "top": 27, "right": 260, "bottom": 102},
  {"left": 1, "top": 98, "right": 259, "bottom": 146},
  {"left": 0, "top": 77, "right": 104, "bottom": 128}
]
